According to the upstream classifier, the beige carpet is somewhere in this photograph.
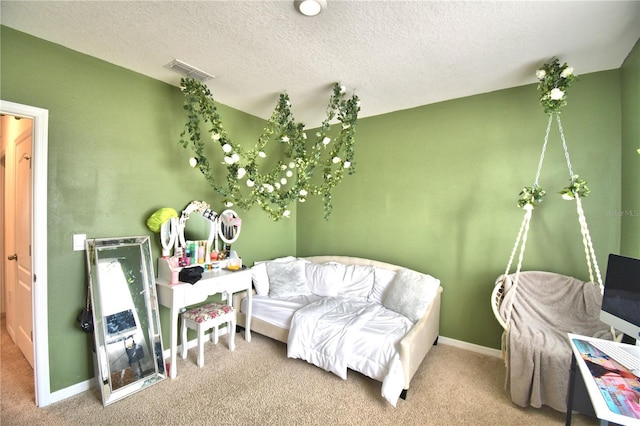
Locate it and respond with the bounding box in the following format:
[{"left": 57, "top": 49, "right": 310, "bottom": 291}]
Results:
[{"left": 1, "top": 321, "right": 598, "bottom": 425}]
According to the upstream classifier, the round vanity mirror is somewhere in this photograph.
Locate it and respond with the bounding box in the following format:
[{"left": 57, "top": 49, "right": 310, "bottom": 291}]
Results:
[
  {"left": 177, "top": 201, "right": 218, "bottom": 254},
  {"left": 218, "top": 209, "right": 241, "bottom": 258}
]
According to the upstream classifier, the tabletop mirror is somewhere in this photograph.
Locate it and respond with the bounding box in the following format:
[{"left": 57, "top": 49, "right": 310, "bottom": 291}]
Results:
[
  {"left": 177, "top": 200, "right": 218, "bottom": 254},
  {"left": 85, "top": 236, "right": 166, "bottom": 406}
]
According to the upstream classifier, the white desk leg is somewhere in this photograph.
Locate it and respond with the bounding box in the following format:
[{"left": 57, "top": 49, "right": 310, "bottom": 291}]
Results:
[
  {"left": 170, "top": 306, "right": 179, "bottom": 379},
  {"left": 245, "top": 289, "right": 252, "bottom": 342}
]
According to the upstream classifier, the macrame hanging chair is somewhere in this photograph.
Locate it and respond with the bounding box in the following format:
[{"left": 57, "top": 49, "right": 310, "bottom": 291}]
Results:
[
  {"left": 491, "top": 58, "right": 620, "bottom": 343},
  {"left": 490, "top": 60, "right": 621, "bottom": 412}
]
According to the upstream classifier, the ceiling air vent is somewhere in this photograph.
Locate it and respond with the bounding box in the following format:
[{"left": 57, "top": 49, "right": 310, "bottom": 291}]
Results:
[{"left": 165, "top": 59, "right": 214, "bottom": 82}]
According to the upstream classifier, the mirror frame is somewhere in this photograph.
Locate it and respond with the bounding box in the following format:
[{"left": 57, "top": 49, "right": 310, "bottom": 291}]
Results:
[
  {"left": 177, "top": 200, "right": 218, "bottom": 252},
  {"left": 218, "top": 209, "right": 241, "bottom": 245},
  {"left": 85, "top": 236, "right": 166, "bottom": 406}
]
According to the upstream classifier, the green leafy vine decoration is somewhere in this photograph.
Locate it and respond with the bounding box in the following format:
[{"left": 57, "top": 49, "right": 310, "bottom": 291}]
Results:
[
  {"left": 517, "top": 185, "right": 546, "bottom": 209},
  {"left": 560, "top": 175, "right": 590, "bottom": 200},
  {"left": 536, "top": 57, "right": 576, "bottom": 114},
  {"left": 179, "top": 78, "right": 360, "bottom": 221}
]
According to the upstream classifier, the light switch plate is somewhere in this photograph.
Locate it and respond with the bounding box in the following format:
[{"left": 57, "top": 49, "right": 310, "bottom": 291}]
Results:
[{"left": 73, "top": 234, "right": 86, "bottom": 251}]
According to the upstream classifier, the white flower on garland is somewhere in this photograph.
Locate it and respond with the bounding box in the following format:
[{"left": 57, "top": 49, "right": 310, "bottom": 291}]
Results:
[
  {"left": 189, "top": 157, "right": 198, "bottom": 168},
  {"left": 549, "top": 88, "right": 564, "bottom": 100},
  {"left": 246, "top": 179, "right": 255, "bottom": 187},
  {"left": 222, "top": 143, "right": 232, "bottom": 152},
  {"left": 283, "top": 210, "right": 291, "bottom": 218},
  {"left": 343, "top": 161, "right": 351, "bottom": 168},
  {"left": 332, "top": 156, "right": 341, "bottom": 164},
  {"left": 237, "top": 168, "right": 246, "bottom": 179},
  {"left": 258, "top": 151, "right": 266, "bottom": 158},
  {"left": 560, "top": 67, "right": 574, "bottom": 78},
  {"left": 323, "top": 137, "right": 331, "bottom": 145}
]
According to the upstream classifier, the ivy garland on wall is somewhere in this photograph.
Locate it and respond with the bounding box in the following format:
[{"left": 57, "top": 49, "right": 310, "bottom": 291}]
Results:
[{"left": 179, "top": 78, "right": 360, "bottom": 221}]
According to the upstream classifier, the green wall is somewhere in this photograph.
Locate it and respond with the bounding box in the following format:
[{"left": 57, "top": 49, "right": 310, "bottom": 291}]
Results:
[
  {"left": 620, "top": 39, "right": 640, "bottom": 258},
  {"left": 1, "top": 25, "right": 634, "bottom": 393},
  {"left": 297, "top": 70, "right": 623, "bottom": 348},
  {"left": 1, "top": 26, "right": 296, "bottom": 391}
]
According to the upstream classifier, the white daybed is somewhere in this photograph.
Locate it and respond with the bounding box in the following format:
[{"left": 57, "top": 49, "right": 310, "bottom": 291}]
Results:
[{"left": 233, "top": 255, "right": 443, "bottom": 406}]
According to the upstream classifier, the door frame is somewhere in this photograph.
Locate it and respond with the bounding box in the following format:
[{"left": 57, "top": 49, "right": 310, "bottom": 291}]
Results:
[{"left": 1, "top": 100, "right": 50, "bottom": 407}]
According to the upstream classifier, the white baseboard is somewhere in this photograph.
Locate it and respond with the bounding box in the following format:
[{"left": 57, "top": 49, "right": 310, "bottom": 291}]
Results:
[
  {"left": 48, "top": 378, "right": 94, "bottom": 405},
  {"left": 438, "top": 336, "right": 502, "bottom": 358}
]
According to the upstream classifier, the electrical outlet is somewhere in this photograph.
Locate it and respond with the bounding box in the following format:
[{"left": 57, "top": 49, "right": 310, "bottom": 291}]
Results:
[{"left": 73, "top": 234, "right": 86, "bottom": 251}]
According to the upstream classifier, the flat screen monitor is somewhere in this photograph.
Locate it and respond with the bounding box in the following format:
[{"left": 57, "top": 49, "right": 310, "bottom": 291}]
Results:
[{"left": 599, "top": 254, "right": 640, "bottom": 341}]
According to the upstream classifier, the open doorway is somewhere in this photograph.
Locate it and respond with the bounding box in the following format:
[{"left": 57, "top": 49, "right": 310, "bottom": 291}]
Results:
[{"left": 0, "top": 100, "right": 50, "bottom": 407}]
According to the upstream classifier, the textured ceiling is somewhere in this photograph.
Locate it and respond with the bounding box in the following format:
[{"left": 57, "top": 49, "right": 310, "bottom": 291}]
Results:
[{"left": 2, "top": 1, "right": 639, "bottom": 126}]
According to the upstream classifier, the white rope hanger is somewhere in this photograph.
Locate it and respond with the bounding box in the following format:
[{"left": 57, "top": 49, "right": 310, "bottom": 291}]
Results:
[{"left": 502, "top": 113, "right": 602, "bottom": 326}]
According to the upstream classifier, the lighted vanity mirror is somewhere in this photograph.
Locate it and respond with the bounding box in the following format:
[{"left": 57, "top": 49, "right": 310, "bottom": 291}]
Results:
[{"left": 85, "top": 236, "right": 166, "bottom": 406}]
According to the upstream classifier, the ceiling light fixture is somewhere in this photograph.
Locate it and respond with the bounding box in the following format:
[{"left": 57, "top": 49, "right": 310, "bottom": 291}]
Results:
[{"left": 295, "top": 0, "right": 326, "bottom": 17}]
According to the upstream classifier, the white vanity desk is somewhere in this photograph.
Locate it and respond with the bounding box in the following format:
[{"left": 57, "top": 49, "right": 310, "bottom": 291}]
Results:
[{"left": 155, "top": 260, "right": 252, "bottom": 379}]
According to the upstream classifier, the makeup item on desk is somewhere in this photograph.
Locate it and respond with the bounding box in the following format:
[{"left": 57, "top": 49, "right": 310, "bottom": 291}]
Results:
[
  {"left": 189, "top": 242, "right": 196, "bottom": 265},
  {"left": 198, "top": 241, "right": 205, "bottom": 264},
  {"left": 168, "top": 256, "right": 180, "bottom": 285}
]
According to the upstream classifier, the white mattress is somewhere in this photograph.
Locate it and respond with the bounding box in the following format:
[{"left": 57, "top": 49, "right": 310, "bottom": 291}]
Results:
[{"left": 240, "top": 294, "right": 323, "bottom": 329}]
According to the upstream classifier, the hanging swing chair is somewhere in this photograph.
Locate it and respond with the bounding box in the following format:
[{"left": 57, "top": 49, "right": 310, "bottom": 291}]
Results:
[{"left": 490, "top": 59, "right": 617, "bottom": 413}]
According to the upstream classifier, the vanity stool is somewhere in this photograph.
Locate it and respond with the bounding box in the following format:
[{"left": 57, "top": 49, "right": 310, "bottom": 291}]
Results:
[{"left": 180, "top": 301, "right": 236, "bottom": 368}]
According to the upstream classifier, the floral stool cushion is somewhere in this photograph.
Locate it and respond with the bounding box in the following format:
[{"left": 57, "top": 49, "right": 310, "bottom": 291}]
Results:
[{"left": 182, "top": 303, "right": 234, "bottom": 323}]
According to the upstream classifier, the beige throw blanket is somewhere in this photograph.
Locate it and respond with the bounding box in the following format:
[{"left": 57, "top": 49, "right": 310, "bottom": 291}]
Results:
[{"left": 497, "top": 271, "right": 612, "bottom": 412}]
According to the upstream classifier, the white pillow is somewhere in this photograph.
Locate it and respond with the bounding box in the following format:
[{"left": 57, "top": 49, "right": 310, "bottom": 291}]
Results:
[
  {"left": 305, "top": 262, "right": 343, "bottom": 297},
  {"left": 368, "top": 267, "right": 397, "bottom": 304},
  {"left": 382, "top": 268, "right": 440, "bottom": 322},
  {"left": 267, "top": 259, "right": 310, "bottom": 297},
  {"left": 339, "top": 264, "right": 375, "bottom": 299},
  {"left": 251, "top": 256, "right": 296, "bottom": 296}
]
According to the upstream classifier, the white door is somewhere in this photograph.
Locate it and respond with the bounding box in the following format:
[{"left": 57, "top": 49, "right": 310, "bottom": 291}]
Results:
[
  {"left": 1, "top": 101, "right": 50, "bottom": 407},
  {"left": 13, "top": 124, "right": 34, "bottom": 367}
]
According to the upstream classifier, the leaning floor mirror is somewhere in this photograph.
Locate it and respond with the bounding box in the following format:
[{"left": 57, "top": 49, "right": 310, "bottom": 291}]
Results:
[{"left": 85, "top": 236, "right": 166, "bottom": 406}]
